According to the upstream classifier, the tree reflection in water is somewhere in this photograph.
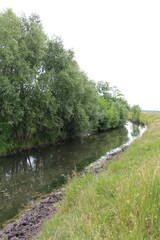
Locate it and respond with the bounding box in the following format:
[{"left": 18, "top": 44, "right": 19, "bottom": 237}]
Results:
[{"left": 0, "top": 122, "right": 145, "bottom": 227}]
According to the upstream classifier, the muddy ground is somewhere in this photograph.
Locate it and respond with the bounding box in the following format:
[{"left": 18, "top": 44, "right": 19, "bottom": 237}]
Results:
[{"left": 0, "top": 189, "right": 65, "bottom": 240}]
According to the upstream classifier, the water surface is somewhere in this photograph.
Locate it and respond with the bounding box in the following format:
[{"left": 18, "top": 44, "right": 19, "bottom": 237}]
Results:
[{"left": 0, "top": 122, "right": 145, "bottom": 227}]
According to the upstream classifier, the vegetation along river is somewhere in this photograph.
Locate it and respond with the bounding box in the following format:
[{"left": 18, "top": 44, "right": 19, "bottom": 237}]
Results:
[{"left": 0, "top": 122, "right": 146, "bottom": 228}]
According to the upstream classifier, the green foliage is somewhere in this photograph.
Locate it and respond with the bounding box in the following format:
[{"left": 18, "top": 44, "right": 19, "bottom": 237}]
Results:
[
  {"left": 130, "top": 104, "right": 141, "bottom": 122},
  {"left": 37, "top": 113, "right": 160, "bottom": 240},
  {"left": 97, "top": 80, "right": 111, "bottom": 100},
  {"left": 42, "top": 37, "right": 99, "bottom": 137},
  {"left": 97, "top": 82, "right": 129, "bottom": 131},
  {"left": 0, "top": 9, "right": 130, "bottom": 153},
  {"left": 0, "top": 9, "right": 50, "bottom": 142}
]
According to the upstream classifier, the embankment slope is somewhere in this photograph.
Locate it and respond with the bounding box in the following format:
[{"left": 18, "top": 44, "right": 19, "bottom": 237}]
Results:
[{"left": 37, "top": 113, "right": 160, "bottom": 240}]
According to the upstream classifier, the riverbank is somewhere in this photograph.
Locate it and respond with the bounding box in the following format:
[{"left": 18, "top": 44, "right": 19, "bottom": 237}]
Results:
[
  {"left": 0, "top": 143, "right": 129, "bottom": 239},
  {"left": 0, "top": 121, "right": 144, "bottom": 157},
  {"left": 0, "top": 120, "right": 146, "bottom": 239},
  {"left": 35, "top": 112, "right": 160, "bottom": 240},
  {"left": 0, "top": 130, "right": 105, "bottom": 157},
  {"left": 0, "top": 189, "right": 65, "bottom": 240},
  {"left": 1, "top": 123, "right": 135, "bottom": 230}
]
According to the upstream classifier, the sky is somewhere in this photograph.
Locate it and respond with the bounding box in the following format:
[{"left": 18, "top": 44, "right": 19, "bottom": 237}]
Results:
[{"left": 1, "top": 0, "right": 160, "bottom": 110}]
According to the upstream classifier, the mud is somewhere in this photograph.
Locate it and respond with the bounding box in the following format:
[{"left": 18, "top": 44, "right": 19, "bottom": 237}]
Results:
[{"left": 0, "top": 189, "right": 65, "bottom": 240}]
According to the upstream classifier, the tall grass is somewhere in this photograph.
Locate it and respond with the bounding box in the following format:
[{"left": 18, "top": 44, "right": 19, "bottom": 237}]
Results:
[{"left": 37, "top": 113, "right": 160, "bottom": 240}]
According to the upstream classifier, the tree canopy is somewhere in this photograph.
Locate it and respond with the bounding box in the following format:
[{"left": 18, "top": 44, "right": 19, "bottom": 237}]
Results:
[{"left": 0, "top": 9, "right": 132, "bottom": 153}]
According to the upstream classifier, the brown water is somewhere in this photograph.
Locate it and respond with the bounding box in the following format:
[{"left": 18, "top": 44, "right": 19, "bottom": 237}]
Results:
[{"left": 0, "top": 122, "right": 145, "bottom": 227}]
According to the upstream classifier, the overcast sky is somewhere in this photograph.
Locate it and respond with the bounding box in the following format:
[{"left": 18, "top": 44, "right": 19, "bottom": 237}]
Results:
[{"left": 1, "top": 0, "right": 160, "bottom": 110}]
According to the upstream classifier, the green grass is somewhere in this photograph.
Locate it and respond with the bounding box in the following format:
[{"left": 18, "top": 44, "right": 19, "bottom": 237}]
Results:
[
  {"left": 36, "top": 113, "right": 160, "bottom": 240},
  {"left": 0, "top": 133, "right": 59, "bottom": 156}
]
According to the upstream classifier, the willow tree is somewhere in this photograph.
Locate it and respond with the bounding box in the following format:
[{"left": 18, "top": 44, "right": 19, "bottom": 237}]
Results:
[
  {"left": 42, "top": 37, "right": 99, "bottom": 137},
  {"left": 0, "top": 9, "right": 57, "bottom": 142},
  {"left": 97, "top": 81, "right": 129, "bottom": 130}
]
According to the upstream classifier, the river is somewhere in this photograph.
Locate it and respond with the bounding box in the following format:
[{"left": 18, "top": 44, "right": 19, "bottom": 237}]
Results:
[{"left": 0, "top": 122, "right": 146, "bottom": 228}]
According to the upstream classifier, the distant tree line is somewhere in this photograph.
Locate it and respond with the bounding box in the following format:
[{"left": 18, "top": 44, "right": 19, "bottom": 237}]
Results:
[{"left": 0, "top": 9, "right": 139, "bottom": 153}]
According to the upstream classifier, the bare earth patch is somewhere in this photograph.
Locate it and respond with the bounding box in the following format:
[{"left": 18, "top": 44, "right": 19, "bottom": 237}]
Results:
[{"left": 0, "top": 189, "right": 65, "bottom": 240}]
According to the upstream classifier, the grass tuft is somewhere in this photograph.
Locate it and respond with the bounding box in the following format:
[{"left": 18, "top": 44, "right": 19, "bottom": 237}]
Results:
[{"left": 36, "top": 113, "right": 160, "bottom": 240}]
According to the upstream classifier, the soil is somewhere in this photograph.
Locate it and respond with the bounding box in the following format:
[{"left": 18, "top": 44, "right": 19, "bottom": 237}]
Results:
[{"left": 0, "top": 189, "right": 65, "bottom": 240}]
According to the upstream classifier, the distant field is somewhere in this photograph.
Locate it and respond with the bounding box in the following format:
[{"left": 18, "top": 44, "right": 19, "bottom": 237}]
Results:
[
  {"left": 142, "top": 110, "right": 160, "bottom": 113},
  {"left": 37, "top": 113, "right": 160, "bottom": 240}
]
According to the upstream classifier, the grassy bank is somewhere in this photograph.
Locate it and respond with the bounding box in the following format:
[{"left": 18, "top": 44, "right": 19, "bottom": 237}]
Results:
[
  {"left": 36, "top": 113, "right": 160, "bottom": 240},
  {"left": 0, "top": 135, "right": 60, "bottom": 156}
]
